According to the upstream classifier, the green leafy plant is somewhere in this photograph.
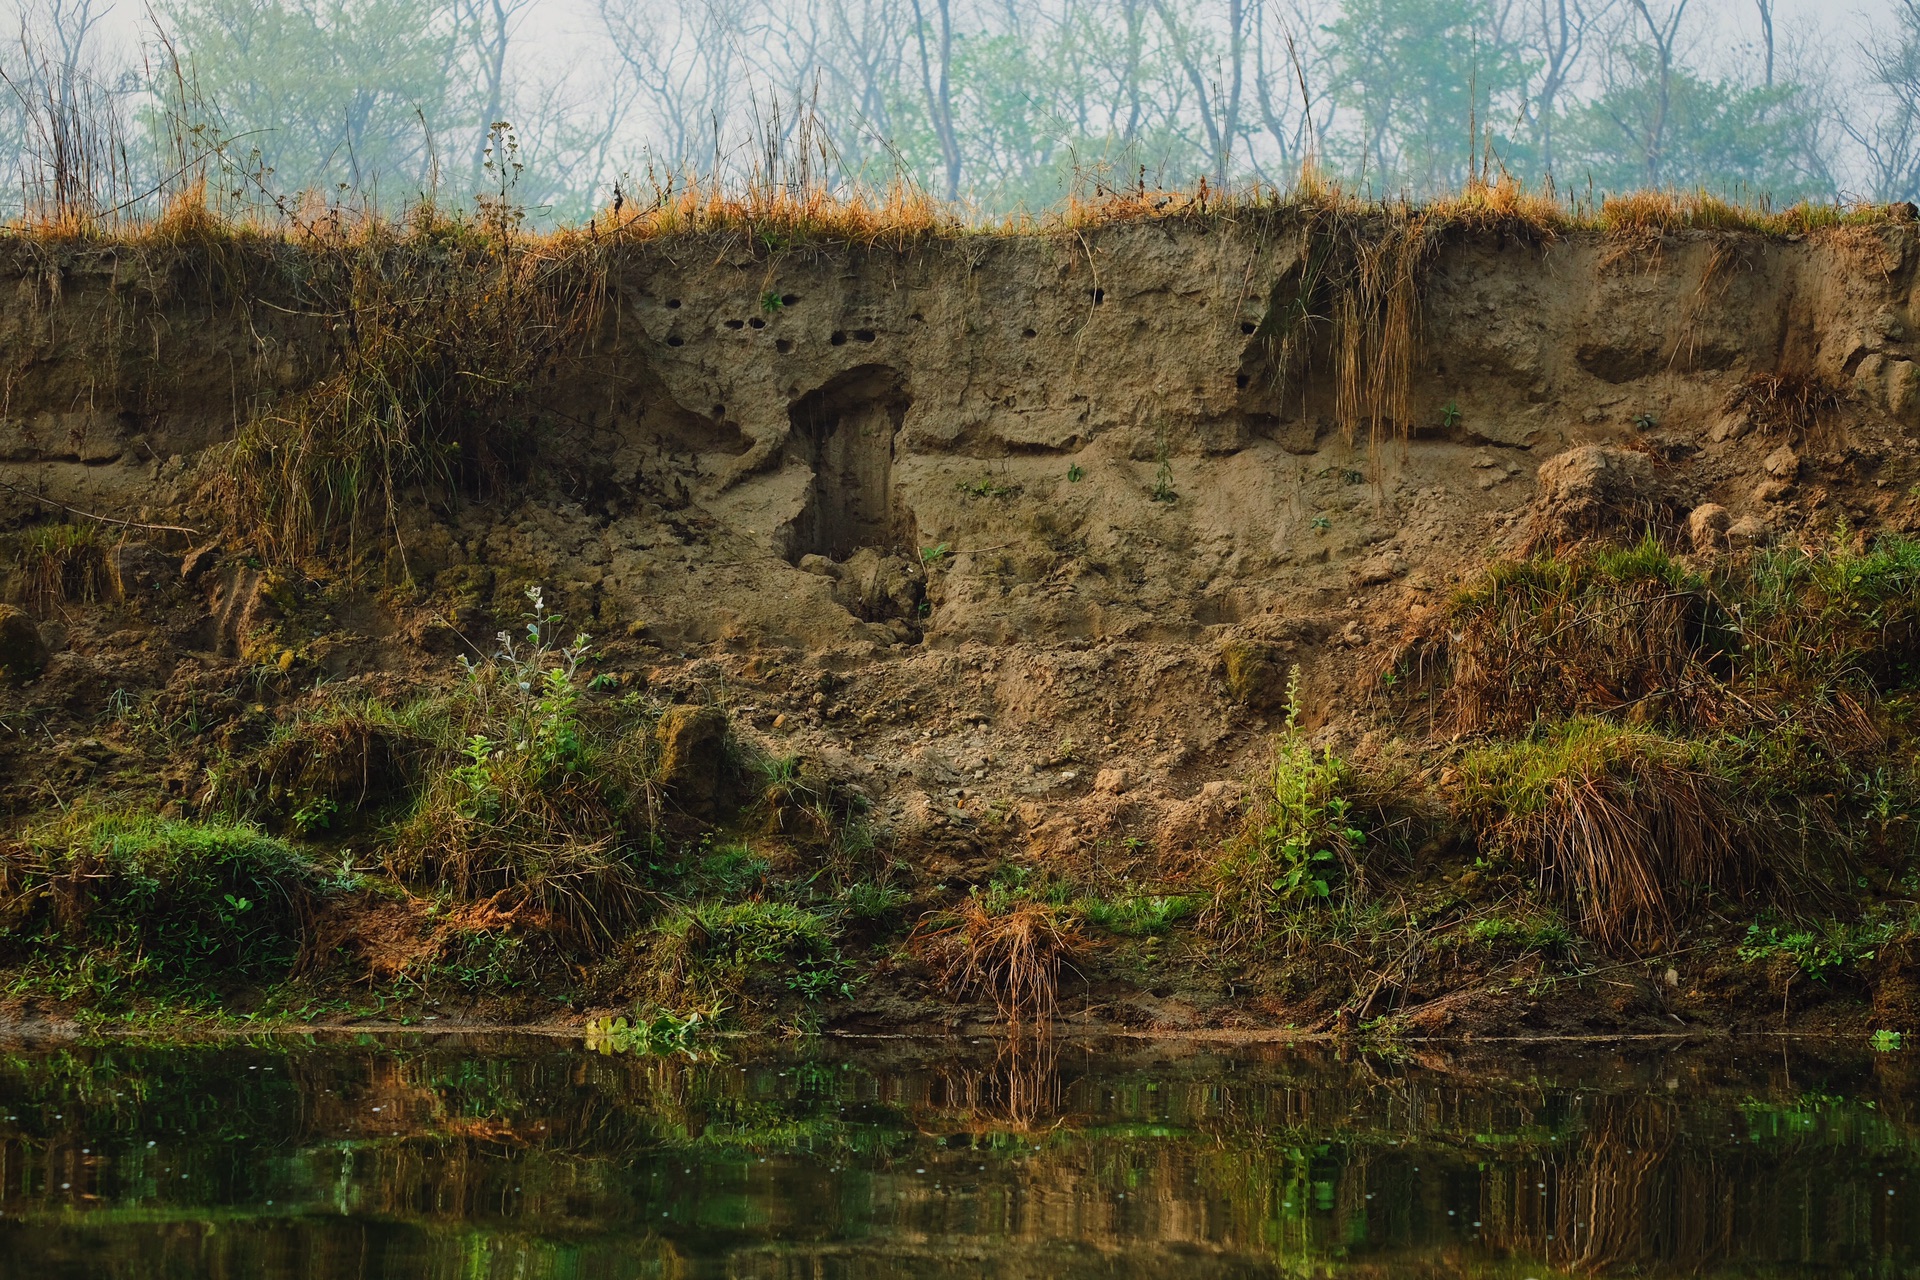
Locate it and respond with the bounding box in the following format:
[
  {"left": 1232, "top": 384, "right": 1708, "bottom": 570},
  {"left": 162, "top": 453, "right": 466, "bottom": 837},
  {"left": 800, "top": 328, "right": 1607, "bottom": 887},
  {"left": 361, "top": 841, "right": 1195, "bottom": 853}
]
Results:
[
  {"left": 585, "top": 1005, "right": 723, "bottom": 1055},
  {"left": 1150, "top": 434, "right": 1176, "bottom": 503},
  {"left": 652, "top": 901, "right": 857, "bottom": 1011},
  {"left": 1738, "top": 918, "right": 1893, "bottom": 981},
  {"left": 957, "top": 476, "right": 1019, "bottom": 499},
  {"left": 290, "top": 796, "right": 338, "bottom": 835},
  {"left": 1067, "top": 463, "right": 1085, "bottom": 482},
  {"left": 1204, "top": 666, "right": 1365, "bottom": 949},
  {"left": 1871, "top": 1029, "right": 1905, "bottom": 1052},
  {"left": 920, "top": 542, "right": 951, "bottom": 566},
  {"left": 760, "top": 290, "right": 785, "bottom": 313},
  {"left": 1440, "top": 399, "right": 1461, "bottom": 429}
]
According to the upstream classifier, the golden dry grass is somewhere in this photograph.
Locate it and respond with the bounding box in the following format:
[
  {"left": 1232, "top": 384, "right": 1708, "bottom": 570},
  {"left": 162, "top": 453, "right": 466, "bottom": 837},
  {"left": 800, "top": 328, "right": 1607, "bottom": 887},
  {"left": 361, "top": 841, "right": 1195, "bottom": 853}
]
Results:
[{"left": 911, "top": 895, "right": 1083, "bottom": 1028}]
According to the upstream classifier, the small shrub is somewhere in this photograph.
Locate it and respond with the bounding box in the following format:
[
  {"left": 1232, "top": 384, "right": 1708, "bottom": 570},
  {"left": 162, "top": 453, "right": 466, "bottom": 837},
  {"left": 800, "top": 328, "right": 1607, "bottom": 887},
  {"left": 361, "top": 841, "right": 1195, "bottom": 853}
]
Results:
[
  {"left": 651, "top": 900, "right": 855, "bottom": 1011},
  {"left": 585, "top": 1006, "right": 721, "bottom": 1055},
  {"left": 386, "top": 587, "right": 655, "bottom": 944},
  {"left": 1408, "top": 530, "right": 1920, "bottom": 741}
]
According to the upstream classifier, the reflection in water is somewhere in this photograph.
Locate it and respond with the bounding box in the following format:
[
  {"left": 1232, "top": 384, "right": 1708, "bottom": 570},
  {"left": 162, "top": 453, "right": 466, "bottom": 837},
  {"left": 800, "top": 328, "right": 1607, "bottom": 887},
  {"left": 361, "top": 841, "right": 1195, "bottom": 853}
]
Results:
[{"left": 0, "top": 1034, "right": 1911, "bottom": 1278}]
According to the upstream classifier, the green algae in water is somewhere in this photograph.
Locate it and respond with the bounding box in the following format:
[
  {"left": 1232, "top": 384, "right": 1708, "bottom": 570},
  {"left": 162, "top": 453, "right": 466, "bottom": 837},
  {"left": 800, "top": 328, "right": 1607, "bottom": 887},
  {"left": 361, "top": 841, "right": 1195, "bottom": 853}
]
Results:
[{"left": 0, "top": 1036, "right": 1913, "bottom": 1277}]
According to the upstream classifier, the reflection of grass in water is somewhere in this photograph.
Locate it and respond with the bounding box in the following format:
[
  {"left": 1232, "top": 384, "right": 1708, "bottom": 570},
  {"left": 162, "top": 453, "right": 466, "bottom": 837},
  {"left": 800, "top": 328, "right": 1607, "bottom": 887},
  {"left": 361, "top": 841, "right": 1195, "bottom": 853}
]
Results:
[{"left": 0, "top": 1043, "right": 1917, "bottom": 1277}]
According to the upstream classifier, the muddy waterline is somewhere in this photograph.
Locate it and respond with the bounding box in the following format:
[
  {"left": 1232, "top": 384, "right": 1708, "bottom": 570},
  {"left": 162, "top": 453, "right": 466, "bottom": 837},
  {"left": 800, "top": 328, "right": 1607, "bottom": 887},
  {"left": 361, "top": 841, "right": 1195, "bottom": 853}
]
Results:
[{"left": 0, "top": 1033, "right": 1911, "bottom": 1277}]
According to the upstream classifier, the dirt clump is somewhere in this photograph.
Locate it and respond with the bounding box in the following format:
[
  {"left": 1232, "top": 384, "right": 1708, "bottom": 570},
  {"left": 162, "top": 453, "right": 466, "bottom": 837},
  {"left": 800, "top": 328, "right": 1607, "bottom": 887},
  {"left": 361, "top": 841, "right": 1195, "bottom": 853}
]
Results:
[{"left": 0, "top": 606, "right": 47, "bottom": 685}]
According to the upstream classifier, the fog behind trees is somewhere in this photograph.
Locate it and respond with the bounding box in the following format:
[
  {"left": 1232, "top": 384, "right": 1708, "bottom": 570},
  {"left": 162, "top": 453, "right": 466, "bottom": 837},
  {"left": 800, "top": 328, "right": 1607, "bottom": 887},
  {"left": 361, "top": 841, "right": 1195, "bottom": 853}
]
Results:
[{"left": 2, "top": 0, "right": 1917, "bottom": 223}]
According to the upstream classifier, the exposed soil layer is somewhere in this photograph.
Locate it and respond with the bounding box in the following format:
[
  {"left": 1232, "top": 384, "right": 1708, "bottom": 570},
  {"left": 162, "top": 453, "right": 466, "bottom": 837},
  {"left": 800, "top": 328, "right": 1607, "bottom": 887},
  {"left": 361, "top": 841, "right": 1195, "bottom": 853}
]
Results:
[{"left": 5, "top": 213, "right": 1920, "bottom": 1040}]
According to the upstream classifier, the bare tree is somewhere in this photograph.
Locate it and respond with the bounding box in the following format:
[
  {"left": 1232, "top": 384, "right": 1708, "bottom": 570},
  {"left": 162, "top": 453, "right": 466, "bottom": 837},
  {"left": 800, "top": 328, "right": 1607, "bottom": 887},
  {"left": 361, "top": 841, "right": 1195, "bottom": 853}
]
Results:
[
  {"left": 1850, "top": 0, "right": 1920, "bottom": 199},
  {"left": 1619, "top": 0, "right": 1693, "bottom": 186},
  {"left": 1521, "top": 0, "right": 1602, "bottom": 178},
  {"left": 908, "top": 0, "right": 960, "bottom": 199},
  {"left": 1150, "top": 0, "right": 1252, "bottom": 187},
  {"left": 599, "top": 0, "right": 760, "bottom": 176}
]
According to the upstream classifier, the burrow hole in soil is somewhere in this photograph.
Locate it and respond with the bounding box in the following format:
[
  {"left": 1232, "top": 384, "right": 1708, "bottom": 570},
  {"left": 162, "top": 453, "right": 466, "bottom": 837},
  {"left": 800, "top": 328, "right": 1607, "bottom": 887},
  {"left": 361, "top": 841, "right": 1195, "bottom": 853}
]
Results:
[{"left": 778, "top": 365, "right": 917, "bottom": 565}]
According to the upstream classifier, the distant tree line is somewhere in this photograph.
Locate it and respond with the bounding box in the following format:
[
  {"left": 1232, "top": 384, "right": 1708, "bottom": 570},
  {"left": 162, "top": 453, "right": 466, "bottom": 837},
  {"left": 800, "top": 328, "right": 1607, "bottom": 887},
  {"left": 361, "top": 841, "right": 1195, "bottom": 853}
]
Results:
[{"left": 3, "top": 0, "right": 1920, "bottom": 221}]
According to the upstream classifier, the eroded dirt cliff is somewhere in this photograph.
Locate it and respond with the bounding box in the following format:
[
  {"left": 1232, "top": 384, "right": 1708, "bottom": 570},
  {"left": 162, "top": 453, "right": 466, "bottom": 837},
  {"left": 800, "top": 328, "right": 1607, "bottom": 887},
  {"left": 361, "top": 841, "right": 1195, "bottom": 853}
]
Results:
[{"left": 4, "top": 210, "right": 1920, "bottom": 1039}]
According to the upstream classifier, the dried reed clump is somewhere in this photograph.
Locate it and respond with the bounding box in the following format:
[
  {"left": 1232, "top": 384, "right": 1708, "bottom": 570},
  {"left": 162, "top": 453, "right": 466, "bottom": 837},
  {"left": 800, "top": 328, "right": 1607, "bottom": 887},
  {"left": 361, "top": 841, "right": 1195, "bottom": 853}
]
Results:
[
  {"left": 1412, "top": 538, "right": 1716, "bottom": 737},
  {"left": 1406, "top": 532, "right": 1920, "bottom": 746},
  {"left": 1722, "top": 371, "right": 1843, "bottom": 446},
  {"left": 911, "top": 894, "right": 1082, "bottom": 1028},
  {"left": 1459, "top": 721, "right": 1770, "bottom": 953},
  {"left": 1255, "top": 200, "right": 1440, "bottom": 452},
  {"left": 212, "top": 209, "right": 610, "bottom": 566},
  {"left": 1244, "top": 174, "right": 1571, "bottom": 456},
  {"left": 2, "top": 523, "right": 111, "bottom": 611}
]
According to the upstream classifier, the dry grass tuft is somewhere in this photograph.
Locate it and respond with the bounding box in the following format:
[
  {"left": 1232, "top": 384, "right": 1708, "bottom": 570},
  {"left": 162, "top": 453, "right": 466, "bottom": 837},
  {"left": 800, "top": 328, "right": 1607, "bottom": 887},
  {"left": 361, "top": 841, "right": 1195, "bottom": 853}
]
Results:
[
  {"left": 1723, "top": 371, "right": 1844, "bottom": 446},
  {"left": 209, "top": 209, "right": 611, "bottom": 566},
  {"left": 1459, "top": 721, "right": 1767, "bottom": 952},
  {"left": 2, "top": 523, "right": 110, "bottom": 611},
  {"left": 912, "top": 894, "right": 1082, "bottom": 1028},
  {"left": 1411, "top": 538, "right": 1713, "bottom": 737},
  {"left": 1403, "top": 532, "right": 1920, "bottom": 745},
  {"left": 216, "top": 696, "right": 433, "bottom": 830}
]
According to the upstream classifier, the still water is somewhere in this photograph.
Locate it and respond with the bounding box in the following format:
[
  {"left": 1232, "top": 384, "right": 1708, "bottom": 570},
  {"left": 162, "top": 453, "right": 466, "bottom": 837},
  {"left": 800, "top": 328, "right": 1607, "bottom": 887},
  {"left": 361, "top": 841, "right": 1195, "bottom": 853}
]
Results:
[{"left": 0, "top": 1033, "right": 1912, "bottom": 1278}]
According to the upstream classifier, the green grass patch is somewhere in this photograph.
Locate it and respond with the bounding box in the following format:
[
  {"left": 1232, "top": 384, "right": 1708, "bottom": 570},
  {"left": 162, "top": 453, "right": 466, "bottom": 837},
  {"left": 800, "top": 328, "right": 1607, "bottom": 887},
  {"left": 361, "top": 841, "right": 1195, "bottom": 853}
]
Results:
[
  {"left": 0, "top": 813, "right": 321, "bottom": 1009},
  {"left": 1076, "top": 892, "right": 1197, "bottom": 937}
]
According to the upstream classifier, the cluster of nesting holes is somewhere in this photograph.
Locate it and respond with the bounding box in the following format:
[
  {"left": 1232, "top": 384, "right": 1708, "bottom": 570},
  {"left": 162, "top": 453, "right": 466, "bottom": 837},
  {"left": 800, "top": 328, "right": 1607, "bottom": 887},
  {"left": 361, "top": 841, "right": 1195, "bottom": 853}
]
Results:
[
  {"left": 829, "top": 329, "right": 878, "bottom": 346},
  {"left": 659, "top": 294, "right": 806, "bottom": 349}
]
